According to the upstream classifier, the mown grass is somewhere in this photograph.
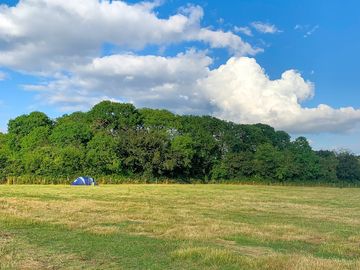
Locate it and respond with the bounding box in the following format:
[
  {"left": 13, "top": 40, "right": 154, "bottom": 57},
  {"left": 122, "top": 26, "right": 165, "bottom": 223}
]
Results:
[{"left": 1, "top": 184, "right": 360, "bottom": 269}]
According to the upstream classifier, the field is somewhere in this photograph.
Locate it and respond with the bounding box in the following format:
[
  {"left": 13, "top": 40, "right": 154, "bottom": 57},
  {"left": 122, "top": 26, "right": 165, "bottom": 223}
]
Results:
[{"left": 1, "top": 185, "right": 360, "bottom": 269}]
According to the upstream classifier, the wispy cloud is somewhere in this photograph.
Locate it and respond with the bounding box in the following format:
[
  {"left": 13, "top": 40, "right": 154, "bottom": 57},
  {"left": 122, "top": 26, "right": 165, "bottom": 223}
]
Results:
[
  {"left": 234, "top": 26, "right": 253, "bottom": 36},
  {"left": 0, "top": 71, "right": 7, "bottom": 81},
  {"left": 304, "top": 25, "right": 319, "bottom": 38},
  {"left": 251, "top": 21, "right": 281, "bottom": 34},
  {"left": 294, "top": 24, "right": 319, "bottom": 38}
]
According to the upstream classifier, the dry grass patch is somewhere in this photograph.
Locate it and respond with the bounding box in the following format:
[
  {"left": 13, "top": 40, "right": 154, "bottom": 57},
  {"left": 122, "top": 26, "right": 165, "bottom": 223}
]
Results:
[
  {"left": 1, "top": 184, "right": 360, "bottom": 269},
  {"left": 172, "top": 247, "right": 360, "bottom": 270}
]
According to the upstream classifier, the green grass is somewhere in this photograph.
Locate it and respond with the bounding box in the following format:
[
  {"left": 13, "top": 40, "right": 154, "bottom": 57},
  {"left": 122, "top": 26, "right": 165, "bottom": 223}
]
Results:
[{"left": 1, "top": 185, "right": 360, "bottom": 269}]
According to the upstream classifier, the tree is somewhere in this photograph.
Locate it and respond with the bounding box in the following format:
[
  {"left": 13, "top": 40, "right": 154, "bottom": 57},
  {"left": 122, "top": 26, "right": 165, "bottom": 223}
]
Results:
[
  {"left": 336, "top": 151, "right": 360, "bottom": 183},
  {"left": 50, "top": 121, "right": 93, "bottom": 147},
  {"left": 164, "top": 134, "right": 195, "bottom": 177},
  {"left": 254, "top": 143, "right": 281, "bottom": 180},
  {"left": 53, "top": 146, "right": 85, "bottom": 178},
  {"left": 140, "top": 108, "right": 180, "bottom": 131},
  {"left": 20, "top": 126, "right": 51, "bottom": 150},
  {"left": 56, "top": 111, "right": 89, "bottom": 125},
  {"left": 178, "top": 116, "right": 223, "bottom": 180},
  {"left": 0, "top": 134, "right": 9, "bottom": 180},
  {"left": 88, "top": 101, "right": 143, "bottom": 132},
  {"left": 316, "top": 150, "right": 338, "bottom": 182},
  {"left": 2, "top": 100, "right": 359, "bottom": 185},
  {"left": 290, "top": 137, "right": 320, "bottom": 181},
  {"left": 8, "top": 112, "right": 52, "bottom": 137},
  {"left": 274, "top": 131, "right": 291, "bottom": 150},
  {"left": 117, "top": 129, "right": 170, "bottom": 178},
  {"left": 275, "top": 150, "right": 297, "bottom": 181},
  {"left": 86, "top": 133, "right": 120, "bottom": 175},
  {"left": 211, "top": 152, "right": 255, "bottom": 180},
  {"left": 23, "top": 146, "right": 57, "bottom": 176}
]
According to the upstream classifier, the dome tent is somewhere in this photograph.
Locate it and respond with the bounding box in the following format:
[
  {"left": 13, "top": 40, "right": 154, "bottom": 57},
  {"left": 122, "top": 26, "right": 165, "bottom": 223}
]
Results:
[{"left": 71, "top": 176, "right": 97, "bottom": 186}]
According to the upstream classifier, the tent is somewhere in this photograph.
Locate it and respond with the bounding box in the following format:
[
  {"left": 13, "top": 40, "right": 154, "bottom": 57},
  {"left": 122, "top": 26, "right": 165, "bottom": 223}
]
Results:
[{"left": 71, "top": 176, "right": 97, "bottom": 186}]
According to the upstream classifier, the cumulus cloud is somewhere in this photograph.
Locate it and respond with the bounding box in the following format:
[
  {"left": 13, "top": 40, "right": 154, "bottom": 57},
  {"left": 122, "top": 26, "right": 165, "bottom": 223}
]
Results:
[
  {"left": 202, "top": 57, "right": 360, "bottom": 133},
  {"left": 0, "top": 0, "right": 258, "bottom": 73},
  {"left": 25, "top": 54, "right": 360, "bottom": 133},
  {"left": 25, "top": 50, "right": 214, "bottom": 114},
  {"left": 1, "top": 1, "right": 359, "bottom": 134},
  {"left": 251, "top": 21, "right": 281, "bottom": 34}
]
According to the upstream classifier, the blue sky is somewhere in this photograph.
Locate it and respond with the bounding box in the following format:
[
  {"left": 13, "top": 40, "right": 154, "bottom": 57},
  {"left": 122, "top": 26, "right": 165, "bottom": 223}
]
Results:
[{"left": 0, "top": 0, "right": 360, "bottom": 152}]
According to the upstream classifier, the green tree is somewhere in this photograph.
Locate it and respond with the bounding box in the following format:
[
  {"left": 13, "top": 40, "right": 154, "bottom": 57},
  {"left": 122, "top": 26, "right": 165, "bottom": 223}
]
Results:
[
  {"left": 53, "top": 146, "right": 85, "bottom": 178},
  {"left": 0, "top": 134, "right": 9, "bottom": 180},
  {"left": 336, "top": 151, "right": 360, "bottom": 183},
  {"left": 290, "top": 137, "right": 320, "bottom": 181},
  {"left": 8, "top": 112, "right": 52, "bottom": 137},
  {"left": 275, "top": 150, "right": 297, "bottom": 181},
  {"left": 86, "top": 133, "right": 120, "bottom": 175},
  {"left": 254, "top": 143, "right": 281, "bottom": 180},
  {"left": 211, "top": 152, "right": 255, "bottom": 180},
  {"left": 179, "top": 116, "right": 223, "bottom": 180},
  {"left": 20, "top": 126, "right": 51, "bottom": 150},
  {"left": 89, "top": 101, "right": 143, "bottom": 132},
  {"left": 164, "top": 134, "right": 195, "bottom": 177},
  {"left": 23, "top": 146, "right": 57, "bottom": 176},
  {"left": 117, "top": 130, "right": 169, "bottom": 178},
  {"left": 316, "top": 150, "right": 339, "bottom": 182},
  {"left": 140, "top": 108, "right": 180, "bottom": 131},
  {"left": 50, "top": 121, "right": 93, "bottom": 147},
  {"left": 2, "top": 100, "right": 359, "bottom": 185}
]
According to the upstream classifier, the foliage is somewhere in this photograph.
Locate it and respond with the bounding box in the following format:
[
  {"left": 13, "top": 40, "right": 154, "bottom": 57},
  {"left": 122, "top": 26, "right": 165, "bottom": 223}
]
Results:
[
  {"left": 1, "top": 101, "right": 360, "bottom": 184},
  {"left": 8, "top": 111, "right": 52, "bottom": 137},
  {"left": 336, "top": 150, "right": 360, "bottom": 183}
]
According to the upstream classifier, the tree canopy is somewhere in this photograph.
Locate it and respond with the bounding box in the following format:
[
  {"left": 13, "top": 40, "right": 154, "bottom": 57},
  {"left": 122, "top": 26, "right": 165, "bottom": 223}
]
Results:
[{"left": 1, "top": 101, "right": 359, "bottom": 184}]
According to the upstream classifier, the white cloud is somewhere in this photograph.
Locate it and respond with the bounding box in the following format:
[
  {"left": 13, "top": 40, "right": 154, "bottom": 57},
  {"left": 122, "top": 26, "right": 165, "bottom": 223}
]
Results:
[
  {"left": 0, "top": 71, "right": 6, "bottom": 80},
  {"left": 1, "top": 1, "right": 358, "bottom": 135},
  {"left": 234, "top": 26, "right": 253, "bottom": 36},
  {"left": 217, "top": 17, "right": 224, "bottom": 24},
  {"left": 25, "top": 50, "right": 214, "bottom": 114},
  {"left": 25, "top": 54, "right": 360, "bottom": 134},
  {"left": 251, "top": 21, "right": 281, "bottom": 34},
  {"left": 294, "top": 24, "right": 319, "bottom": 38},
  {"left": 202, "top": 57, "right": 360, "bottom": 133},
  {"left": 192, "top": 28, "right": 261, "bottom": 55},
  {"left": 304, "top": 25, "right": 319, "bottom": 38},
  {"left": 0, "top": 0, "right": 258, "bottom": 73}
]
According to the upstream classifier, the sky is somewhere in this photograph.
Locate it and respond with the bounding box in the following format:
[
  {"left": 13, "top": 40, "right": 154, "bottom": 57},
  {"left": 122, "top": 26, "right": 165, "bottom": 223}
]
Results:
[{"left": 0, "top": 0, "right": 360, "bottom": 152}]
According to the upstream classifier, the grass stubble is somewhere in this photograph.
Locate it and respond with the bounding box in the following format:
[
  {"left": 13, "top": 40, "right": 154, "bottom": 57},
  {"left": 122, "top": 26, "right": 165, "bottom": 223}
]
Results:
[{"left": 0, "top": 184, "right": 360, "bottom": 269}]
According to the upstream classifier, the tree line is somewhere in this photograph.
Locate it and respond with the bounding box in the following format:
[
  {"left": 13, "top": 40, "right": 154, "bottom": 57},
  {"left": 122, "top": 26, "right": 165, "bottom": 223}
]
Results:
[{"left": 1, "top": 101, "right": 359, "bottom": 185}]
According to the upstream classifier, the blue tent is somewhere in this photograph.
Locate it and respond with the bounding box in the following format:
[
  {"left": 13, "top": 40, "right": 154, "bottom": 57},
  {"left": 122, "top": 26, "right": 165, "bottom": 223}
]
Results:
[{"left": 71, "top": 176, "right": 97, "bottom": 186}]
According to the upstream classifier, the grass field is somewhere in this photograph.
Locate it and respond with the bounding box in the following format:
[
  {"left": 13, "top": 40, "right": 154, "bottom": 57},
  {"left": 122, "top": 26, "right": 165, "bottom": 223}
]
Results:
[{"left": 1, "top": 185, "right": 360, "bottom": 269}]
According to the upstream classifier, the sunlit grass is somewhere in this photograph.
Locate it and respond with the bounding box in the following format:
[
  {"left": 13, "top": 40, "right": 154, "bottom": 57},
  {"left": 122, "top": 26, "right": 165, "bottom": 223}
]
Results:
[{"left": 1, "top": 184, "right": 360, "bottom": 269}]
